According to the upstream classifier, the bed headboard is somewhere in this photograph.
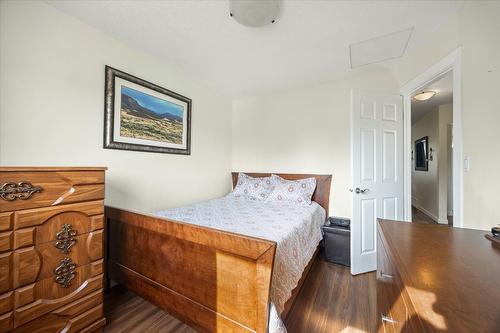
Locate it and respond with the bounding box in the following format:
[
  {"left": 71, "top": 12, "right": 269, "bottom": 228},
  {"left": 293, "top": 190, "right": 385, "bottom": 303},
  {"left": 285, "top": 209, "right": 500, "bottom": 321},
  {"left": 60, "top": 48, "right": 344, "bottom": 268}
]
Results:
[{"left": 231, "top": 172, "right": 332, "bottom": 217}]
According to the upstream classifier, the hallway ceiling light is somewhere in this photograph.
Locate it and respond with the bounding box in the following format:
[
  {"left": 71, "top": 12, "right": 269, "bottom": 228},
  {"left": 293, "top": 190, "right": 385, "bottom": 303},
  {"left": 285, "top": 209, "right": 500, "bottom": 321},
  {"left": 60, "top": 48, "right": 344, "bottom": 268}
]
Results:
[
  {"left": 229, "top": 0, "right": 280, "bottom": 27},
  {"left": 413, "top": 91, "right": 436, "bottom": 101}
]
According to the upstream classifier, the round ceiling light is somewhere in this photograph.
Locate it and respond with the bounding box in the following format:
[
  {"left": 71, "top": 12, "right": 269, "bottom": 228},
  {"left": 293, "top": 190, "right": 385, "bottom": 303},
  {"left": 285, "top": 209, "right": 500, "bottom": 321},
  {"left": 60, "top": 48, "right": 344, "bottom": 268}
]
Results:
[
  {"left": 413, "top": 91, "right": 437, "bottom": 101},
  {"left": 229, "top": 0, "right": 281, "bottom": 27}
]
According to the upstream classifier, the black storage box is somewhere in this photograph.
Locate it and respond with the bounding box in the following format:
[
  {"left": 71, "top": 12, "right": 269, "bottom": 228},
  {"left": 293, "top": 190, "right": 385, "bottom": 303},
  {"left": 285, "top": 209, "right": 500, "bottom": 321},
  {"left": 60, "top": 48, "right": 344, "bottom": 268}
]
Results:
[{"left": 322, "top": 221, "right": 350, "bottom": 266}]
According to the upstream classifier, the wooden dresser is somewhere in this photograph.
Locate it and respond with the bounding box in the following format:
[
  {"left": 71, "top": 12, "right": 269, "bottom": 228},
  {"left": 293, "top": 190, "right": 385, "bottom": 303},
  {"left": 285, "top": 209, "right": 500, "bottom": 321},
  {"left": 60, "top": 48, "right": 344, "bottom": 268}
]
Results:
[
  {"left": 377, "top": 220, "right": 500, "bottom": 333},
  {"left": 0, "top": 167, "right": 107, "bottom": 333}
]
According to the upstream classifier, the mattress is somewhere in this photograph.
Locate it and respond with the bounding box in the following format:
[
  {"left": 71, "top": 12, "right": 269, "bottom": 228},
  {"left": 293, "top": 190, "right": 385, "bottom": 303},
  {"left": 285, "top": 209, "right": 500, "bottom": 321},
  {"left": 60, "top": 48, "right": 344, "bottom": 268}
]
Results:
[{"left": 155, "top": 194, "right": 326, "bottom": 314}]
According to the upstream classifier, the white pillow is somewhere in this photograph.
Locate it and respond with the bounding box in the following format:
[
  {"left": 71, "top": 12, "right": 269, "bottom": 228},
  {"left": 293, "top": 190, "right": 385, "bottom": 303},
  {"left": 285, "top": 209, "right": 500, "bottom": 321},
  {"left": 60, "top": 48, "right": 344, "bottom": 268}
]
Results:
[
  {"left": 232, "top": 173, "right": 274, "bottom": 200},
  {"left": 267, "top": 174, "right": 316, "bottom": 204}
]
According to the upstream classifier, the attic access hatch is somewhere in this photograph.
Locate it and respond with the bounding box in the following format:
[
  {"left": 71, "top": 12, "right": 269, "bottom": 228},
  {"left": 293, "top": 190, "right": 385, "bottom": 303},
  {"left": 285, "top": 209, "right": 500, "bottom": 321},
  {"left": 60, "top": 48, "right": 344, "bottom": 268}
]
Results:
[{"left": 349, "top": 28, "right": 413, "bottom": 68}]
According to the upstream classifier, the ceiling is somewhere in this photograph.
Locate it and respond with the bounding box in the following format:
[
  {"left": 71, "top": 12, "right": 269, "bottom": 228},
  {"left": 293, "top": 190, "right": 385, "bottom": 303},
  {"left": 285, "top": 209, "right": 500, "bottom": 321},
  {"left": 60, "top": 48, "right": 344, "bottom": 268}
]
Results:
[
  {"left": 411, "top": 72, "right": 453, "bottom": 124},
  {"left": 48, "top": 0, "right": 463, "bottom": 97}
]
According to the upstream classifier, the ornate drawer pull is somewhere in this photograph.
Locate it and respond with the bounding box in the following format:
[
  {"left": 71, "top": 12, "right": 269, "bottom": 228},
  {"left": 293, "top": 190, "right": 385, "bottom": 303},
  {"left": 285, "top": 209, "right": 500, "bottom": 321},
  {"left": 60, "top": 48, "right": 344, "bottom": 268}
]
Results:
[
  {"left": 0, "top": 182, "right": 43, "bottom": 201},
  {"left": 55, "top": 238, "right": 77, "bottom": 254},
  {"left": 56, "top": 224, "right": 77, "bottom": 240},
  {"left": 54, "top": 257, "right": 77, "bottom": 288},
  {"left": 55, "top": 224, "right": 77, "bottom": 253}
]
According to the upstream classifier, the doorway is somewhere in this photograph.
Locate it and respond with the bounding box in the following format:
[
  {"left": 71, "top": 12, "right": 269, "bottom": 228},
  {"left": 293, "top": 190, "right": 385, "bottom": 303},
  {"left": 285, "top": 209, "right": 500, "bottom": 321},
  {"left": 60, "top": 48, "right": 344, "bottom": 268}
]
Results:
[
  {"left": 400, "top": 48, "right": 463, "bottom": 228},
  {"left": 350, "top": 49, "right": 463, "bottom": 274},
  {"left": 410, "top": 72, "right": 453, "bottom": 225}
]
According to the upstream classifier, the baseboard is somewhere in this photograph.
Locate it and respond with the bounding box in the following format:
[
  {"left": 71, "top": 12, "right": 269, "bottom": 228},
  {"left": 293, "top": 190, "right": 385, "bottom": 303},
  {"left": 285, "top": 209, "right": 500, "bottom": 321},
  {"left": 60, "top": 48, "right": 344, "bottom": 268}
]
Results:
[
  {"left": 438, "top": 218, "right": 449, "bottom": 225},
  {"left": 412, "top": 204, "right": 439, "bottom": 223}
]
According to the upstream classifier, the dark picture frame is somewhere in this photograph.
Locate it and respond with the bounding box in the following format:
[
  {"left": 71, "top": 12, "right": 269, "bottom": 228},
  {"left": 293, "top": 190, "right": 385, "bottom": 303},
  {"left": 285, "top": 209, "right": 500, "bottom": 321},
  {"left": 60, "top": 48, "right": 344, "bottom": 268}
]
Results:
[
  {"left": 414, "top": 136, "right": 428, "bottom": 171},
  {"left": 104, "top": 66, "right": 192, "bottom": 155}
]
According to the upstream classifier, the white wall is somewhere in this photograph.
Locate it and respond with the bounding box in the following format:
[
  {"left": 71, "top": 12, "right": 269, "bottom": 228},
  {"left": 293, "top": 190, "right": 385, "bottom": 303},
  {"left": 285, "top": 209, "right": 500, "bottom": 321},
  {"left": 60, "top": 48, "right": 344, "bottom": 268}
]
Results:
[
  {"left": 396, "top": 1, "right": 500, "bottom": 230},
  {"left": 395, "top": 1, "right": 500, "bottom": 230},
  {"left": 232, "top": 1, "right": 500, "bottom": 230},
  {"left": 232, "top": 68, "right": 399, "bottom": 218},
  {"left": 446, "top": 124, "right": 453, "bottom": 216},
  {"left": 0, "top": 1, "right": 233, "bottom": 212},
  {"left": 2, "top": 1, "right": 498, "bottom": 231},
  {"left": 438, "top": 104, "right": 453, "bottom": 223}
]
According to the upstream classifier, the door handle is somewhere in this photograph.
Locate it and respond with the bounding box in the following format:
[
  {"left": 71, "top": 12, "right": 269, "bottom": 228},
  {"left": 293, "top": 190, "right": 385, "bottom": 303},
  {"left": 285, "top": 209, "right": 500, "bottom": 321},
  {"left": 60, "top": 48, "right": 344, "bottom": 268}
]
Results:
[
  {"left": 350, "top": 187, "right": 369, "bottom": 194},
  {"left": 381, "top": 314, "right": 399, "bottom": 324}
]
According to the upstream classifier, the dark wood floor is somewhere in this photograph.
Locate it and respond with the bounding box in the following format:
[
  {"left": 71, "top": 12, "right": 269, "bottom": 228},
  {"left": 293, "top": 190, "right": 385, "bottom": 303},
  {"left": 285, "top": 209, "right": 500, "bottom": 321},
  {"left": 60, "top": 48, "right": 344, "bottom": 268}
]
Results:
[
  {"left": 104, "top": 253, "right": 376, "bottom": 333},
  {"left": 104, "top": 286, "right": 197, "bottom": 333},
  {"left": 285, "top": 254, "right": 376, "bottom": 333},
  {"left": 412, "top": 206, "right": 437, "bottom": 224},
  {"left": 412, "top": 206, "right": 453, "bottom": 226}
]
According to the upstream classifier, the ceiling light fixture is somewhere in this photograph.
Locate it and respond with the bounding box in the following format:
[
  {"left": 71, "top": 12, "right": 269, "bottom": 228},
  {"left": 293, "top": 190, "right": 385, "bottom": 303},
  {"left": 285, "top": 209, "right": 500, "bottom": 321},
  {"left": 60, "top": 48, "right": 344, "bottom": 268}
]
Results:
[
  {"left": 229, "top": 0, "right": 280, "bottom": 27},
  {"left": 413, "top": 91, "right": 436, "bottom": 101}
]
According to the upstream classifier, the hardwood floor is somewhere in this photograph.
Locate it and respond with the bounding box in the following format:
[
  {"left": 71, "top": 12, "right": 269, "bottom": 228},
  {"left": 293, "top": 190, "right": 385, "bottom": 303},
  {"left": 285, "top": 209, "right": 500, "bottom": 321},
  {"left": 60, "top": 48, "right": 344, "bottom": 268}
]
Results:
[
  {"left": 104, "top": 286, "right": 196, "bottom": 333},
  {"left": 104, "top": 253, "right": 377, "bottom": 333},
  {"left": 412, "top": 206, "right": 454, "bottom": 226},
  {"left": 412, "top": 206, "right": 437, "bottom": 224},
  {"left": 285, "top": 255, "right": 376, "bottom": 333}
]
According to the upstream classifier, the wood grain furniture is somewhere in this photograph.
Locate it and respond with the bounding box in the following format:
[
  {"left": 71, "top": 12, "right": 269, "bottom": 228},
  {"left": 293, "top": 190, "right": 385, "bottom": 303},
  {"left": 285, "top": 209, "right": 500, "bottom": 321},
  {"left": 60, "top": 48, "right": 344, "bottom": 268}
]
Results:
[
  {"left": 0, "top": 167, "right": 107, "bottom": 333},
  {"left": 104, "top": 255, "right": 377, "bottom": 333},
  {"left": 106, "top": 172, "right": 331, "bottom": 333},
  {"left": 377, "top": 219, "right": 500, "bottom": 333}
]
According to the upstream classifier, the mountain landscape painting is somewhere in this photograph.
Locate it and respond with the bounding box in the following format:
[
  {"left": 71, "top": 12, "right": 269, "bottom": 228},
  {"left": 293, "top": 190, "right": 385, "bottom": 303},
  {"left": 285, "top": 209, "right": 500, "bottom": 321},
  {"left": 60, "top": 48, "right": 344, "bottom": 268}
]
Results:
[
  {"left": 120, "top": 86, "right": 184, "bottom": 144},
  {"left": 104, "top": 66, "right": 191, "bottom": 154}
]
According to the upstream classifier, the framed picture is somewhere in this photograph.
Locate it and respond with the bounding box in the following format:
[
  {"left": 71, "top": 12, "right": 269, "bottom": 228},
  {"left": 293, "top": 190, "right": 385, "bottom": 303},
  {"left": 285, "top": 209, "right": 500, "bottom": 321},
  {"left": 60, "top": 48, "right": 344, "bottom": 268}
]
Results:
[
  {"left": 414, "top": 136, "right": 428, "bottom": 171},
  {"left": 104, "top": 66, "right": 191, "bottom": 155}
]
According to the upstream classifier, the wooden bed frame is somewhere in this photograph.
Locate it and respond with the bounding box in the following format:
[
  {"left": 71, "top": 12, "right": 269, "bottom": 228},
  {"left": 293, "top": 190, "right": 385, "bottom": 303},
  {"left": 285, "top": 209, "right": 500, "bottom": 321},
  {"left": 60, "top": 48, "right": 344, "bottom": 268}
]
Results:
[{"left": 106, "top": 172, "right": 331, "bottom": 333}]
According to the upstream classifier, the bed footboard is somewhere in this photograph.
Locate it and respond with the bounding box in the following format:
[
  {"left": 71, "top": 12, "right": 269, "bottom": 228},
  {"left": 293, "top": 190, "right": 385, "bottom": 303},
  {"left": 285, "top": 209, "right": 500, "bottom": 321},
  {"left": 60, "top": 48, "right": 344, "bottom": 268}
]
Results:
[{"left": 105, "top": 206, "right": 276, "bottom": 333}]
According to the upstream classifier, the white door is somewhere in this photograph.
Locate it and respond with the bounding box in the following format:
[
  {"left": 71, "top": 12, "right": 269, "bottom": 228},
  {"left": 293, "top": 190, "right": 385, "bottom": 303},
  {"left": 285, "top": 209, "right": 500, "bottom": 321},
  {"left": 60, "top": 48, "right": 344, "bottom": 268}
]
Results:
[{"left": 351, "top": 90, "right": 404, "bottom": 275}]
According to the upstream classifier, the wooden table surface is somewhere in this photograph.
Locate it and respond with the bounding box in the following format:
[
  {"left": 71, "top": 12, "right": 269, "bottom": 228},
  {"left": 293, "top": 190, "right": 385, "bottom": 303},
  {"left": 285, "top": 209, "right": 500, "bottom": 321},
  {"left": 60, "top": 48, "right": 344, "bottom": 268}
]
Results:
[{"left": 378, "top": 220, "right": 500, "bottom": 332}]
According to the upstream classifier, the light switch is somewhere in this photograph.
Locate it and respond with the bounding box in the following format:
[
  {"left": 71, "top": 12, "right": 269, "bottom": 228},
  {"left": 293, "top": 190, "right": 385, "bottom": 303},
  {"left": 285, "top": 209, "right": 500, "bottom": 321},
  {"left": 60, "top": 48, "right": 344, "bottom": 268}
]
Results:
[{"left": 464, "top": 156, "right": 470, "bottom": 172}]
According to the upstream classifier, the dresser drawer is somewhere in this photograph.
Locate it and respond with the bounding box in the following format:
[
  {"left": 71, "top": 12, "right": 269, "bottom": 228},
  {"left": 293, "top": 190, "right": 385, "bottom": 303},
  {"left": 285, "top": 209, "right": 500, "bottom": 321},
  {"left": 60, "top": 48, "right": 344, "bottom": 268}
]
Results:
[
  {"left": 13, "top": 260, "right": 103, "bottom": 327},
  {"left": 377, "top": 234, "right": 408, "bottom": 333},
  {"left": 378, "top": 278, "right": 408, "bottom": 333},
  {"left": 0, "top": 168, "right": 106, "bottom": 332},
  {"left": 9, "top": 290, "right": 104, "bottom": 333},
  {"left": 79, "top": 318, "right": 106, "bottom": 333},
  {"left": 12, "top": 201, "right": 103, "bottom": 250},
  {"left": 12, "top": 230, "right": 103, "bottom": 288},
  {"left": 0, "top": 311, "right": 13, "bottom": 333},
  {"left": 0, "top": 213, "right": 13, "bottom": 233},
  {"left": 0, "top": 232, "right": 11, "bottom": 253},
  {"left": 0, "top": 253, "right": 12, "bottom": 294},
  {"left": 0, "top": 171, "right": 104, "bottom": 213},
  {"left": 0, "top": 292, "right": 13, "bottom": 316}
]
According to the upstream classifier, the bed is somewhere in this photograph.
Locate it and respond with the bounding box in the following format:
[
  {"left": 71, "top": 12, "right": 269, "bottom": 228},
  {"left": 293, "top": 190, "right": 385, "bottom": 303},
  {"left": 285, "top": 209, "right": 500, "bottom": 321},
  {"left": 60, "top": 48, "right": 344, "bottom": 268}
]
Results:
[{"left": 105, "top": 172, "right": 332, "bottom": 333}]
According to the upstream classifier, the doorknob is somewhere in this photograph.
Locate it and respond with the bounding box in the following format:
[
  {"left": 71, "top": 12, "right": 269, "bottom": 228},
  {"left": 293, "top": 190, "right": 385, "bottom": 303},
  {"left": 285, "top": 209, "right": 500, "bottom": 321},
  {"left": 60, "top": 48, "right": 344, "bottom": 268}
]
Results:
[
  {"left": 381, "top": 314, "right": 399, "bottom": 324},
  {"left": 350, "top": 187, "right": 369, "bottom": 194}
]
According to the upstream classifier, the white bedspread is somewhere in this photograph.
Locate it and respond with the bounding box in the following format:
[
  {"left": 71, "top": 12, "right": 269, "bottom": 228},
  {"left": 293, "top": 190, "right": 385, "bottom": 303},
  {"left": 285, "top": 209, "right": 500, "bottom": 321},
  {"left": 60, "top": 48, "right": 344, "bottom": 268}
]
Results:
[{"left": 155, "top": 195, "right": 326, "bottom": 316}]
